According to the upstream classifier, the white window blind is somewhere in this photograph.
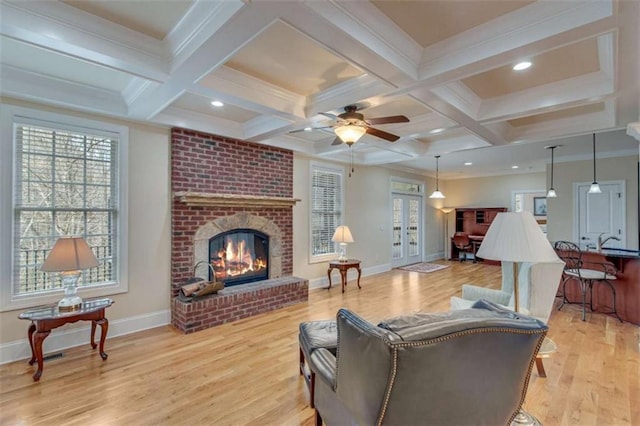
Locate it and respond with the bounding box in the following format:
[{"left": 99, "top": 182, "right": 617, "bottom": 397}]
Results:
[
  {"left": 14, "top": 124, "right": 118, "bottom": 295},
  {"left": 311, "top": 165, "right": 343, "bottom": 257}
]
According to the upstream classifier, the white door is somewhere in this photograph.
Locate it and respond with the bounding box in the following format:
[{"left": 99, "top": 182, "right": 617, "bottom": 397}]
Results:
[
  {"left": 391, "top": 194, "right": 422, "bottom": 267},
  {"left": 574, "top": 181, "right": 625, "bottom": 249}
]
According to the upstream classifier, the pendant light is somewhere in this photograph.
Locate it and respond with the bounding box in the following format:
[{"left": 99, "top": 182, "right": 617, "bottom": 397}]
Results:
[
  {"left": 588, "top": 133, "right": 601, "bottom": 194},
  {"left": 429, "top": 155, "right": 445, "bottom": 199},
  {"left": 546, "top": 145, "right": 558, "bottom": 198}
]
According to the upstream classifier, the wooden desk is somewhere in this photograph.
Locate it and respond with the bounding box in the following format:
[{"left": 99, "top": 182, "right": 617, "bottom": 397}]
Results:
[
  {"left": 18, "top": 298, "right": 114, "bottom": 381},
  {"left": 327, "top": 260, "right": 361, "bottom": 293}
]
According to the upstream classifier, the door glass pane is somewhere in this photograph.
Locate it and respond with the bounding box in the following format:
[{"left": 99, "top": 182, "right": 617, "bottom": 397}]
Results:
[
  {"left": 408, "top": 198, "right": 419, "bottom": 257},
  {"left": 392, "top": 198, "right": 403, "bottom": 260}
]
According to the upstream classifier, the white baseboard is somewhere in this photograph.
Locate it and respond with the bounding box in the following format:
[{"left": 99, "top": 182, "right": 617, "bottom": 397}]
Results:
[
  {"left": 424, "top": 252, "right": 445, "bottom": 262},
  {"left": 0, "top": 309, "right": 171, "bottom": 365},
  {"left": 309, "top": 263, "right": 392, "bottom": 290}
]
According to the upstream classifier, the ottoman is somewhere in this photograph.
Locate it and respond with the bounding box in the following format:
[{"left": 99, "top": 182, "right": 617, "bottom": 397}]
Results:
[{"left": 298, "top": 320, "right": 338, "bottom": 408}]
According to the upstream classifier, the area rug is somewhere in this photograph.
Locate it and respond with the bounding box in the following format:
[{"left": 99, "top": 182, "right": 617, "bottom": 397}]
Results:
[{"left": 398, "top": 263, "right": 449, "bottom": 273}]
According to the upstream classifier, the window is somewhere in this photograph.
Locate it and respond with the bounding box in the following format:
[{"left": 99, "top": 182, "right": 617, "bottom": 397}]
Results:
[
  {"left": 310, "top": 163, "right": 344, "bottom": 261},
  {"left": 1, "top": 105, "right": 128, "bottom": 310}
]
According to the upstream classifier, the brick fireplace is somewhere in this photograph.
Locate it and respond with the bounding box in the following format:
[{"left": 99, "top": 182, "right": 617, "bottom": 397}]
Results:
[{"left": 170, "top": 128, "right": 307, "bottom": 333}]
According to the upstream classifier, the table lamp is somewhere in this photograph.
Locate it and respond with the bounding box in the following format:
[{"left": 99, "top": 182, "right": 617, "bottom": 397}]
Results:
[
  {"left": 332, "top": 226, "right": 354, "bottom": 262},
  {"left": 41, "top": 237, "right": 99, "bottom": 312},
  {"left": 476, "top": 212, "right": 559, "bottom": 426}
]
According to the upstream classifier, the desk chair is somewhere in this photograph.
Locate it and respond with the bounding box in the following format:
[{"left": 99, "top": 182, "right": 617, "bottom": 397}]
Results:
[{"left": 452, "top": 232, "right": 475, "bottom": 262}]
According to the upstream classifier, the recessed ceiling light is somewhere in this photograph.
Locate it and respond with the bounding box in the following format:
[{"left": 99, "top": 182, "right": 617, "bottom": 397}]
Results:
[
  {"left": 512, "top": 165, "right": 519, "bottom": 169},
  {"left": 304, "top": 127, "right": 312, "bottom": 131},
  {"left": 513, "top": 61, "right": 532, "bottom": 71},
  {"left": 464, "top": 162, "right": 472, "bottom": 166},
  {"left": 211, "top": 100, "right": 224, "bottom": 107},
  {"left": 429, "top": 128, "right": 445, "bottom": 134}
]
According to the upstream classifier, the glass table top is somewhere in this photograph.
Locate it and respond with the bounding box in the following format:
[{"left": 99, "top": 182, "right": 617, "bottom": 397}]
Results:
[{"left": 18, "top": 298, "right": 114, "bottom": 321}]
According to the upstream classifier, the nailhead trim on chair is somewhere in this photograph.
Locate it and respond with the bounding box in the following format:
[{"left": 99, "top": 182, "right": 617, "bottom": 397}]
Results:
[{"left": 375, "top": 327, "right": 548, "bottom": 426}]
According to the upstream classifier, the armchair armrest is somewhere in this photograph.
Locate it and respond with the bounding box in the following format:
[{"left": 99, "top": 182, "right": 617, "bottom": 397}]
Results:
[
  {"left": 461, "top": 284, "right": 511, "bottom": 306},
  {"left": 309, "top": 348, "right": 337, "bottom": 389}
]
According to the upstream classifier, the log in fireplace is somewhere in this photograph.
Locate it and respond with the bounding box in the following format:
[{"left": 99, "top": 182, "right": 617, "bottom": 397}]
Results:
[{"left": 209, "top": 229, "right": 269, "bottom": 286}]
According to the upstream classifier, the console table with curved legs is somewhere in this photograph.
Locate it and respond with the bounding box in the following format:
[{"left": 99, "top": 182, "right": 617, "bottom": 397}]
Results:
[
  {"left": 19, "top": 298, "right": 114, "bottom": 381},
  {"left": 327, "top": 259, "right": 361, "bottom": 293}
]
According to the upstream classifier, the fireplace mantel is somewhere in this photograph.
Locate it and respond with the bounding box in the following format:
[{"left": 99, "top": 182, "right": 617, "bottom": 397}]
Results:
[{"left": 174, "top": 192, "right": 301, "bottom": 208}]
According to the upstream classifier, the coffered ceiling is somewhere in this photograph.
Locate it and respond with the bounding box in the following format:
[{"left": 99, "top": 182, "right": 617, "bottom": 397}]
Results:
[{"left": 1, "top": 0, "right": 638, "bottom": 179}]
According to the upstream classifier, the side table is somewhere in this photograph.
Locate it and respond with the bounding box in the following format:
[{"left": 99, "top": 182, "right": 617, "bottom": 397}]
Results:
[
  {"left": 327, "top": 259, "right": 361, "bottom": 293},
  {"left": 18, "top": 298, "right": 114, "bottom": 381}
]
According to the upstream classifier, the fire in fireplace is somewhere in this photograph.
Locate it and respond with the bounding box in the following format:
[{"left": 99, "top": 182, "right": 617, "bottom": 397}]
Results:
[{"left": 209, "top": 229, "right": 269, "bottom": 286}]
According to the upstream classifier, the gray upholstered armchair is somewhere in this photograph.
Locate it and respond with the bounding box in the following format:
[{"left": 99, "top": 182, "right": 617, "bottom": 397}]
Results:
[{"left": 308, "top": 300, "right": 547, "bottom": 426}]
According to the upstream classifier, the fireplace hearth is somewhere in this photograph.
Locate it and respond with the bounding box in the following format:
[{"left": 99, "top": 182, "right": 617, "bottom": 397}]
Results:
[{"left": 210, "top": 229, "right": 268, "bottom": 286}]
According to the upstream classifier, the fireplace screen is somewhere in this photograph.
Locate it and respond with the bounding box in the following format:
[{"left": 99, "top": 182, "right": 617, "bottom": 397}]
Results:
[{"left": 209, "top": 229, "right": 268, "bottom": 286}]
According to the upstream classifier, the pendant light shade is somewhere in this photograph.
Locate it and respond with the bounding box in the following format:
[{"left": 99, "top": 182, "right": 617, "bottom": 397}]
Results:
[
  {"left": 546, "top": 145, "right": 558, "bottom": 198},
  {"left": 429, "top": 155, "right": 445, "bottom": 199},
  {"left": 588, "top": 133, "right": 601, "bottom": 194}
]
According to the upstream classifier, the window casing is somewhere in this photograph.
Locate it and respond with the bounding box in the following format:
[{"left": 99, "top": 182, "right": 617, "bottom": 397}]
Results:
[
  {"left": 0, "top": 105, "right": 128, "bottom": 310},
  {"left": 310, "top": 163, "right": 344, "bottom": 262}
]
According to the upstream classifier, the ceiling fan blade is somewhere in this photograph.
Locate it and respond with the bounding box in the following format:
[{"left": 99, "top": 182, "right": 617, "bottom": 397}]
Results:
[
  {"left": 331, "top": 137, "right": 344, "bottom": 146},
  {"left": 289, "top": 126, "right": 334, "bottom": 134},
  {"left": 319, "top": 112, "right": 339, "bottom": 120},
  {"left": 366, "top": 115, "right": 410, "bottom": 125},
  {"left": 366, "top": 127, "right": 400, "bottom": 142}
]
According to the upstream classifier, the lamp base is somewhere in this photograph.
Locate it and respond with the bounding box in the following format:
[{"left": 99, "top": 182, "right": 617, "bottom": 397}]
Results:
[
  {"left": 58, "top": 295, "right": 83, "bottom": 312},
  {"left": 57, "top": 270, "right": 83, "bottom": 312},
  {"left": 511, "top": 409, "right": 541, "bottom": 426}
]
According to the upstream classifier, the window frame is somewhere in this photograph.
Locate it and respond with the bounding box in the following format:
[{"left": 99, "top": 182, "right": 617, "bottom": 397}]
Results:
[
  {"left": 0, "top": 105, "right": 129, "bottom": 311},
  {"left": 309, "top": 161, "right": 345, "bottom": 264}
]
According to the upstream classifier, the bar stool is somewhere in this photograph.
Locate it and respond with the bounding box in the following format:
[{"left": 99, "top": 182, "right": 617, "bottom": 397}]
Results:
[{"left": 554, "top": 241, "right": 622, "bottom": 322}]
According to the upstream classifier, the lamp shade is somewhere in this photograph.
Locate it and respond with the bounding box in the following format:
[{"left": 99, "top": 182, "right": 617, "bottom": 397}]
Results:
[
  {"left": 332, "top": 226, "right": 354, "bottom": 244},
  {"left": 334, "top": 125, "right": 366, "bottom": 144},
  {"left": 476, "top": 212, "right": 559, "bottom": 262},
  {"left": 440, "top": 207, "right": 455, "bottom": 214},
  {"left": 41, "top": 237, "right": 99, "bottom": 272}
]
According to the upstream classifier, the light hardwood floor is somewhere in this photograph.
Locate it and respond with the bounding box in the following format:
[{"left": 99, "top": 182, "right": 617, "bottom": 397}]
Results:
[{"left": 1, "top": 261, "right": 639, "bottom": 425}]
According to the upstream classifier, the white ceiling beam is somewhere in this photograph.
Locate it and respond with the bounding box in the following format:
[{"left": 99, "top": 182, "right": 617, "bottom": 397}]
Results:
[
  {"left": 418, "top": 1, "right": 613, "bottom": 82},
  {"left": 166, "top": 0, "right": 245, "bottom": 71},
  {"left": 154, "top": 106, "right": 243, "bottom": 140},
  {"left": 198, "top": 66, "right": 306, "bottom": 119},
  {"left": 477, "top": 71, "right": 614, "bottom": 123},
  {"left": 410, "top": 87, "right": 510, "bottom": 146},
  {"left": 302, "top": 0, "right": 422, "bottom": 80},
  {"left": 0, "top": 65, "right": 127, "bottom": 115},
  {"left": 127, "top": 3, "right": 283, "bottom": 120},
  {"left": 280, "top": 4, "right": 417, "bottom": 89},
  {"left": 0, "top": 1, "right": 169, "bottom": 82}
]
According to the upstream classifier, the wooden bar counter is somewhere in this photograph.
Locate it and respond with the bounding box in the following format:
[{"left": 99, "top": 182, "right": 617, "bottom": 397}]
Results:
[{"left": 564, "top": 248, "right": 640, "bottom": 325}]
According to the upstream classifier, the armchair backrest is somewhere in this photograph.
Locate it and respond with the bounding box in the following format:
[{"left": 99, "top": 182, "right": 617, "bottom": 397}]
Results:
[
  {"left": 334, "top": 302, "right": 548, "bottom": 426},
  {"left": 505, "top": 260, "right": 565, "bottom": 323}
]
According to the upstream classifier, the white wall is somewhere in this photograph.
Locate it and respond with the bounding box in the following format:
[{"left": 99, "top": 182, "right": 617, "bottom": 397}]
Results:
[
  {"left": 547, "top": 155, "right": 638, "bottom": 249},
  {"left": 0, "top": 98, "right": 171, "bottom": 349},
  {"left": 292, "top": 155, "right": 441, "bottom": 284}
]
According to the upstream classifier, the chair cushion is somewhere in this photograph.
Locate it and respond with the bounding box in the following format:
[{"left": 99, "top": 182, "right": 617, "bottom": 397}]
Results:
[
  {"left": 565, "top": 268, "right": 616, "bottom": 280},
  {"left": 299, "top": 320, "right": 338, "bottom": 356}
]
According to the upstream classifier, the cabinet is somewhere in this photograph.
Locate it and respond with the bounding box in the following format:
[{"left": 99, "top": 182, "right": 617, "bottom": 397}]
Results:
[{"left": 451, "top": 207, "right": 507, "bottom": 262}]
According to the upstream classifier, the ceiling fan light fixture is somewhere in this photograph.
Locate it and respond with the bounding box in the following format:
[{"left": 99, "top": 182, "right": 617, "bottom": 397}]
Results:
[
  {"left": 334, "top": 124, "right": 366, "bottom": 144},
  {"left": 211, "top": 100, "right": 224, "bottom": 107}
]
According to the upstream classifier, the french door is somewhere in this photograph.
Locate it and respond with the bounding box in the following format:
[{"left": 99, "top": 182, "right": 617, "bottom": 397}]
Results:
[{"left": 391, "top": 194, "right": 422, "bottom": 267}]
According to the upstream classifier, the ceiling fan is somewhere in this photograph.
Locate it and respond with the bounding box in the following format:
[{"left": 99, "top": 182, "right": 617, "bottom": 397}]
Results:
[{"left": 290, "top": 105, "right": 409, "bottom": 146}]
